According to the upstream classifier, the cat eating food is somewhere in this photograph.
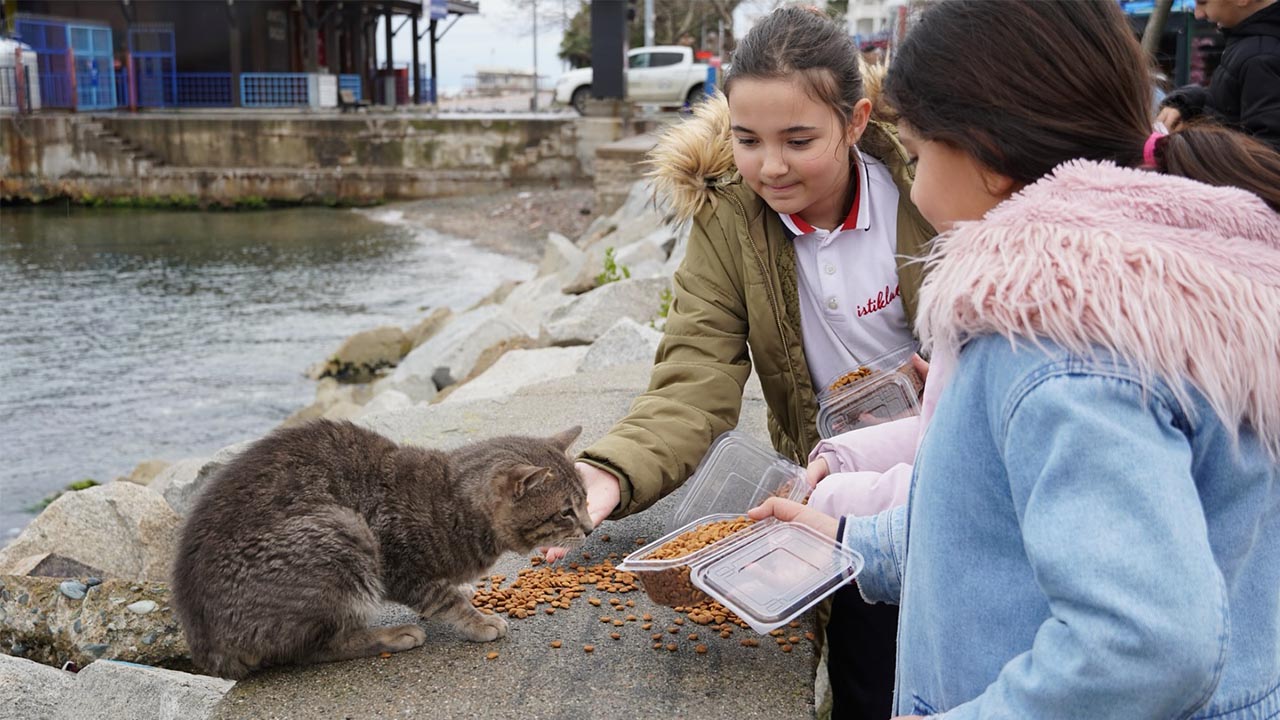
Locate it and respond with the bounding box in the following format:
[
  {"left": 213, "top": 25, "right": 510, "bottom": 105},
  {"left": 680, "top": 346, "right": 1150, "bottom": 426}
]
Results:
[{"left": 171, "top": 419, "right": 590, "bottom": 679}]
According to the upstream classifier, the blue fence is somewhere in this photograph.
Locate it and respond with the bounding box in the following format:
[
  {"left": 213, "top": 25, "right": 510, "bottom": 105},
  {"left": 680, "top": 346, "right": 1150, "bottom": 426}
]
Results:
[
  {"left": 338, "top": 74, "right": 362, "bottom": 101},
  {"left": 177, "top": 73, "right": 233, "bottom": 107},
  {"left": 240, "top": 73, "right": 310, "bottom": 107},
  {"left": 116, "top": 70, "right": 234, "bottom": 108}
]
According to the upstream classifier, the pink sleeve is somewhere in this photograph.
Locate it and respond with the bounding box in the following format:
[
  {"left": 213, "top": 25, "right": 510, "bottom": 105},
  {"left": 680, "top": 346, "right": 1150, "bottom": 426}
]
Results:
[
  {"left": 809, "top": 416, "right": 919, "bottom": 474},
  {"left": 807, "top": 463, "right": 914, "bottom": 517}
]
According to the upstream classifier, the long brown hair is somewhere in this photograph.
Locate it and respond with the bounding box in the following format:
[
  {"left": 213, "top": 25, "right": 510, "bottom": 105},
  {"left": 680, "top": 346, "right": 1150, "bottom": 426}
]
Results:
[{"left": 884, "top": 0, "right": 1280, "bottom": 211}]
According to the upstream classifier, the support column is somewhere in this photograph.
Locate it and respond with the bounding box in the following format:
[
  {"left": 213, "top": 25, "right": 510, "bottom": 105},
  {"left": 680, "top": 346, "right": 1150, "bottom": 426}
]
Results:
[
  {"left": 429, "top": 18, "right": 438, "bottom": 106},
  {"left": 228, "top": 4, "right": 242, "bottom": 106},
  {"left": 411, "top": 13, "right": 420, "bottom": 104}
]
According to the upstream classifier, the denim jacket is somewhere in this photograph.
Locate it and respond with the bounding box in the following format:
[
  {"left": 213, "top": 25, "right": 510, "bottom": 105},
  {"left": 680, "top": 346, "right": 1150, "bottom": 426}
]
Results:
[{"left": 844, "top": 161, "right": 1280, "bottom": 719}]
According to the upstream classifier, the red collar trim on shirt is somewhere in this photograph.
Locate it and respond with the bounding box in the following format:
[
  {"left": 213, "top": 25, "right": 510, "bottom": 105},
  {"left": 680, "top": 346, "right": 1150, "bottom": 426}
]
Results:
[{"left": 785, "top": 151, "right": 866, "bottom": 234}]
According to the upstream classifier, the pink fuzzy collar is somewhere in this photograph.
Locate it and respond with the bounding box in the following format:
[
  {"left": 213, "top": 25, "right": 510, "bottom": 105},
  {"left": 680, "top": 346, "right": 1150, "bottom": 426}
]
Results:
[{"left": 917, "top": 160, "right": 1280, "bottom": 455}]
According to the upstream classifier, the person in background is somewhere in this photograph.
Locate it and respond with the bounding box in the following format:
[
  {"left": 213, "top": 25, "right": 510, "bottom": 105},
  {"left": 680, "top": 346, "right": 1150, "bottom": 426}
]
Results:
[
  {"left": 1158, "top": 0, "right": 1280, "bottom": 151},
  {"left": 753, "top": 1, "right": 1280, "bottom": 718},
  {"left": 556, "top": 6, "right": 935, "bottom": 718}
]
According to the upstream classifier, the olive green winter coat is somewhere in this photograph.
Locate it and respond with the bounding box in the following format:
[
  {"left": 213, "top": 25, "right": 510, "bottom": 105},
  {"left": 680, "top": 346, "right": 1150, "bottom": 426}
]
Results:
[{"left": 579, "top": 94, "right": 935, "bottom": 518}]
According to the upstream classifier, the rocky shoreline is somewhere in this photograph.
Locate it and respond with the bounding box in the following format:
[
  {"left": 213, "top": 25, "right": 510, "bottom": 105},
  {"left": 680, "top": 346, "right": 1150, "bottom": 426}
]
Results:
[{"left": 0, "top": 178, "right": 686, "bottom": 719}]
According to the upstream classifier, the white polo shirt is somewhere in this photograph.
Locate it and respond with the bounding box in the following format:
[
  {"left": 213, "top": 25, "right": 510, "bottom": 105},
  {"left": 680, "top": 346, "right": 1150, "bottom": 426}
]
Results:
[{"left": 781, "top": 147, "right": 913, "bottom": 392}]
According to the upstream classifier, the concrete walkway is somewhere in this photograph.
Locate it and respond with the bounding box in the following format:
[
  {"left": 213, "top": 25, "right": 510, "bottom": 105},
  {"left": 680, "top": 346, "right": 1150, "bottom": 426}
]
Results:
[{"left": 211, "top": 363, "right": 818, "bottom": 719}]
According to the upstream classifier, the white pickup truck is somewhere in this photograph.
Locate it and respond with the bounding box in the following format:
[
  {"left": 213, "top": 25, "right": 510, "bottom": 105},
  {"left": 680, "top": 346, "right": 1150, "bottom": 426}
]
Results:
[{"left": 554, "top": 45, "right": 711, "bottom": 114}]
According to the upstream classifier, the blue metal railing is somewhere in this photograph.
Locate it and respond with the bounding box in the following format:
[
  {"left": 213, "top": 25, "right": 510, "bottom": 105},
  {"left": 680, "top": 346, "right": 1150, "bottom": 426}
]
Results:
[
  {"left": 37, "top": 71, "right": 73, "bottom": 108},
  {"left": 176, "top": 73, "right": 232, "bottom": 107},
  {"left": 114, "top": 71, "right": 234, "bottom": 108},
  {"left": 338, "top": 74, "right": 362, "bottom": 101},
  {"left": 240, "top": 73, "right": 310, "bottom": 107}
]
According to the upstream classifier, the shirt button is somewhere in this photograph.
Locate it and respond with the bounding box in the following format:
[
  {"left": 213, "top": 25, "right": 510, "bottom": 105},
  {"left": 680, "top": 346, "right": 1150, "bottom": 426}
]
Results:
[
  {"left": 824, "top": 264, "right": 836, "bottom": 275},
  {"left": 827, "top": 297, "right": 839, "bottom": 310}
]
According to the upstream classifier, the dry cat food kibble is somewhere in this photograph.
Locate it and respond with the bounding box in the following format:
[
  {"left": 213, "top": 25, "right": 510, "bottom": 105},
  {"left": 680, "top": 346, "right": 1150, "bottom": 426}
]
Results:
[
  {"left": 468, "top": 554, "right": 793, "bottom": 658},
  {"left": 827, "top": 366, "right": 873, "bottom": 393},
  {"left": 633, "top": 517, "right": 757, "bottom": 606},
  {"left": 485, "top": 652, "right": 499, "bottom": 660}
]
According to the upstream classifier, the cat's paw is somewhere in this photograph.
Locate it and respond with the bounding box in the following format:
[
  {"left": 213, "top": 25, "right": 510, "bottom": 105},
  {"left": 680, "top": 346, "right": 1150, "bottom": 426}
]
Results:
[
  {"left": 457, "top": 583, "right": 476, "bottom": 600},
  {"left": 462, "top": 612, "right": 508, "bottom": 642},
  {"left": 378, "top": 624, "right": 428, "bottom": 653}
]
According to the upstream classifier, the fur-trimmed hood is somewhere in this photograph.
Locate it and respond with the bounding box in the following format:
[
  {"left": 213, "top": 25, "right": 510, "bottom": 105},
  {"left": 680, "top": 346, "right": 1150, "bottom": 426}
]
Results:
[
  {"left": 916, "top": 160, "right": 1280, "bottom": 455},
  {"left": 645, "top": 62, "right": 899, "bottom": 224}
]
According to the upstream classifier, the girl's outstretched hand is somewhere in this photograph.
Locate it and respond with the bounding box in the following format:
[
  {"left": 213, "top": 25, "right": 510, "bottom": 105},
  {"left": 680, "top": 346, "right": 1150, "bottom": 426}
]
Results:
[{"left": 748, "top": 498, "right": 839, "bottom": 539}]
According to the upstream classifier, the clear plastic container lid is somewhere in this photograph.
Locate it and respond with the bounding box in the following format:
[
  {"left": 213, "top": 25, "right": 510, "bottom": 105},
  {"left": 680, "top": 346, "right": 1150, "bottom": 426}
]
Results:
[
  {"left": 817, "top": 343, "right": 923, "bottom": 439},
  {"left": 668, "top": 431, "right": 809, "bottom": 533},
  {"left": 690, "top": 522, "right": 863, "bottom": 634}
]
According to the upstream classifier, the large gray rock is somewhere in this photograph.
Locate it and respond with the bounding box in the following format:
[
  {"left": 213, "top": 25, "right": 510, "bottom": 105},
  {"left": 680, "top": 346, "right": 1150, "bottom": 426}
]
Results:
[
  {"left": 467, "top": 279, "right": 521, "bottom": 311},
  {"left": 0, "top": 483, "right": 180, "bottom": 581},
  {"left": 536, "top": 231, "right": 586, "bottom": 288},
  {"left": 579, "top": 317, "right": 663, "bottom": 373},
  {"left": 309, "top": 325, "right": 410, "bottom": 383},
  {"left": 443, "top": 346, "right": 590, "bottom": 404},
  {"left": 117, "top": 459, "right": 172, "bottom": 486},
  {"left": 150, "top": 442, "right": 251, "bottom": 517},
  {"left": 406, "top": 307, "right": 454, "bottom": 350},
  {"left": 0, "top": 576, "right": 190, "bottom": 671},
  {"left": 500, "top": 273, "right": 573, "bottom": 338},
  {"left": 356, "top": 389, "right": 414, "bottom": 418},
  {"left": 70, "top": 659, "right": 233, "bottom": 720},
  {"left": 314, "top": 377, "right": 375, "bottom": 408},
  {"left": 614, "top": 237, "right": 668, "bottom": 280},
  {"left": 544, "top": 276, "right": 672, "bottom": 345},
  {"left": 389, "top": 305, "right": 529, "bottom": 401},
  {"left": 0, "top": 654, "right": 74, "bottom": 720},
  {"left": 559, "top": 242, "right": 612, "bottom": 295}
]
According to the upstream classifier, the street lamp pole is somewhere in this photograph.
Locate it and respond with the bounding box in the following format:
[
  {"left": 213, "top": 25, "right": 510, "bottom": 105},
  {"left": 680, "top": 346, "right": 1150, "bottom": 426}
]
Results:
[{"left": 532, "top": 0, "right": 539, "bottom": 111}]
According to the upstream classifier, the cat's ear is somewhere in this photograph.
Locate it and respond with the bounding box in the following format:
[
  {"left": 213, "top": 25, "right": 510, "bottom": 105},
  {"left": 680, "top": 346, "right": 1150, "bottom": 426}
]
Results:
[
  {"left": 549, "top": 426, "right": 583, "bottom": 454},
  {"left": 508, "top": 464, "right": 551, "bottom": 498}
]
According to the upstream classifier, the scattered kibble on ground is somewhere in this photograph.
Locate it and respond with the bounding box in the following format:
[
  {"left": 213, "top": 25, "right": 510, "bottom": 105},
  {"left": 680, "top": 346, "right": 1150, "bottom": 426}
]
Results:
[{"left": 469, "top": 554, "right": 809, "bottom": 656}]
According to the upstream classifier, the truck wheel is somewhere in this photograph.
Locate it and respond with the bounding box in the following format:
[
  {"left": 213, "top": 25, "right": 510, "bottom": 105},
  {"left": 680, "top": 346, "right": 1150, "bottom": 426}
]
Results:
[
  {"left": 571, "top": 86, "right": 591, "bottom": 115},
  {"left": 684, "top": 84, "right": 706, "bottom": 110}
]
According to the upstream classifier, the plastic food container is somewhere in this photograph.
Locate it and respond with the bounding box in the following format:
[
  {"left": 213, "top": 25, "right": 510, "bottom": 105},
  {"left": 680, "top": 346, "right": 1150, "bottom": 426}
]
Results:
[
  {"left": 691, "top": 522, "right": 863, "bottom": 634},
  {"left": 667, "top": 430, "right": 811, "bottom": 532},
  {"left": 817, "top": 343, "right": 923, "bottom": 439},
  {"left": 618, "top": 432, "right": 862, "bottom": 630},
  {"left": 616, "top": 513, "right": 770, "bottom": 607}
]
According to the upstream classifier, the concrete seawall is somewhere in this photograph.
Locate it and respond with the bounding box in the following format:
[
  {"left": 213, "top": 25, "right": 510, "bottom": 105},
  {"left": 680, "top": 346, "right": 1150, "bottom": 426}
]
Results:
[{"left": 1, "top": 113, "right": 629, "bottom": 206}]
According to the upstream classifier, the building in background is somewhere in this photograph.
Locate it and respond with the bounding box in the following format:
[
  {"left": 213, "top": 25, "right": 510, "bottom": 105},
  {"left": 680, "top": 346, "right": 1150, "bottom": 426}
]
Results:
[{"left": 0, "top": 0, "right": 476, "bottom": 111}]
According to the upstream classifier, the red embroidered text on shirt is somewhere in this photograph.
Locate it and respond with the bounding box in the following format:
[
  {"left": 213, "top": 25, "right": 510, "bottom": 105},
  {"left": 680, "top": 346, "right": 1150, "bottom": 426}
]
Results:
[{"left": 858, "top": 284, "right": 900, "bottom": 318}]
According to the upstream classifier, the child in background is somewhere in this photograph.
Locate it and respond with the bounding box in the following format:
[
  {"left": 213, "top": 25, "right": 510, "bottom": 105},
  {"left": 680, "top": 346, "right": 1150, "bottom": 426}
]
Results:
[{"left": 752, "top": 1, "right": 1280, "bottom": 718}]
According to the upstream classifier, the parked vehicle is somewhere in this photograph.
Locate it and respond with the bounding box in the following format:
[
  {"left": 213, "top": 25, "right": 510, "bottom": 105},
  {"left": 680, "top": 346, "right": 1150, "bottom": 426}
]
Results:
[{"left": 554, "top": 45, "right": 711, "bottom": 114}]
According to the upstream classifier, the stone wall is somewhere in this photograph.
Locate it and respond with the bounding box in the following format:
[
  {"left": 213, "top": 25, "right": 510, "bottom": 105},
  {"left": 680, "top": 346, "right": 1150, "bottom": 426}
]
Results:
[{"left": 0, "top": 113, "right": 625, "bottom": 205}]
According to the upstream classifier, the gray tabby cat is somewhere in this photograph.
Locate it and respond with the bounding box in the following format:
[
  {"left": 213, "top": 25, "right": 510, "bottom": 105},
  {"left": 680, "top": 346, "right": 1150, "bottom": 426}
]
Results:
[{"left": 171, "top": 419, "right": 591, "bottom": 679}]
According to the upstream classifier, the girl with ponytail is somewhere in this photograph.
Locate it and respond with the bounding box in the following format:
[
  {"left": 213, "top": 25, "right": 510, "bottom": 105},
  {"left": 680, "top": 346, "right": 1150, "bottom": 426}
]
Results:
[{"left": 751, "top": 2, "right": 1280, "bottom": 717}]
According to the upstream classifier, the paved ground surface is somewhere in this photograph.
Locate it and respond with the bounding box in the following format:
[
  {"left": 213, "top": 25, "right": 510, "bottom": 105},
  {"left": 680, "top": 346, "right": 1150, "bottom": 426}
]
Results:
[{"left": 212, "top": 364, "right": 820, "bottom": 719}]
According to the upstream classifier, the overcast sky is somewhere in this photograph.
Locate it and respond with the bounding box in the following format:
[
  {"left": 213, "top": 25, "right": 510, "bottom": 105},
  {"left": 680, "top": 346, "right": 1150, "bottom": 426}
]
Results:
[
  {"left": 375, "top": 0, "right": 788, "bottom": 96},
  {"left": 376, "top": 0, "right": 571, "bottom": 95}
]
